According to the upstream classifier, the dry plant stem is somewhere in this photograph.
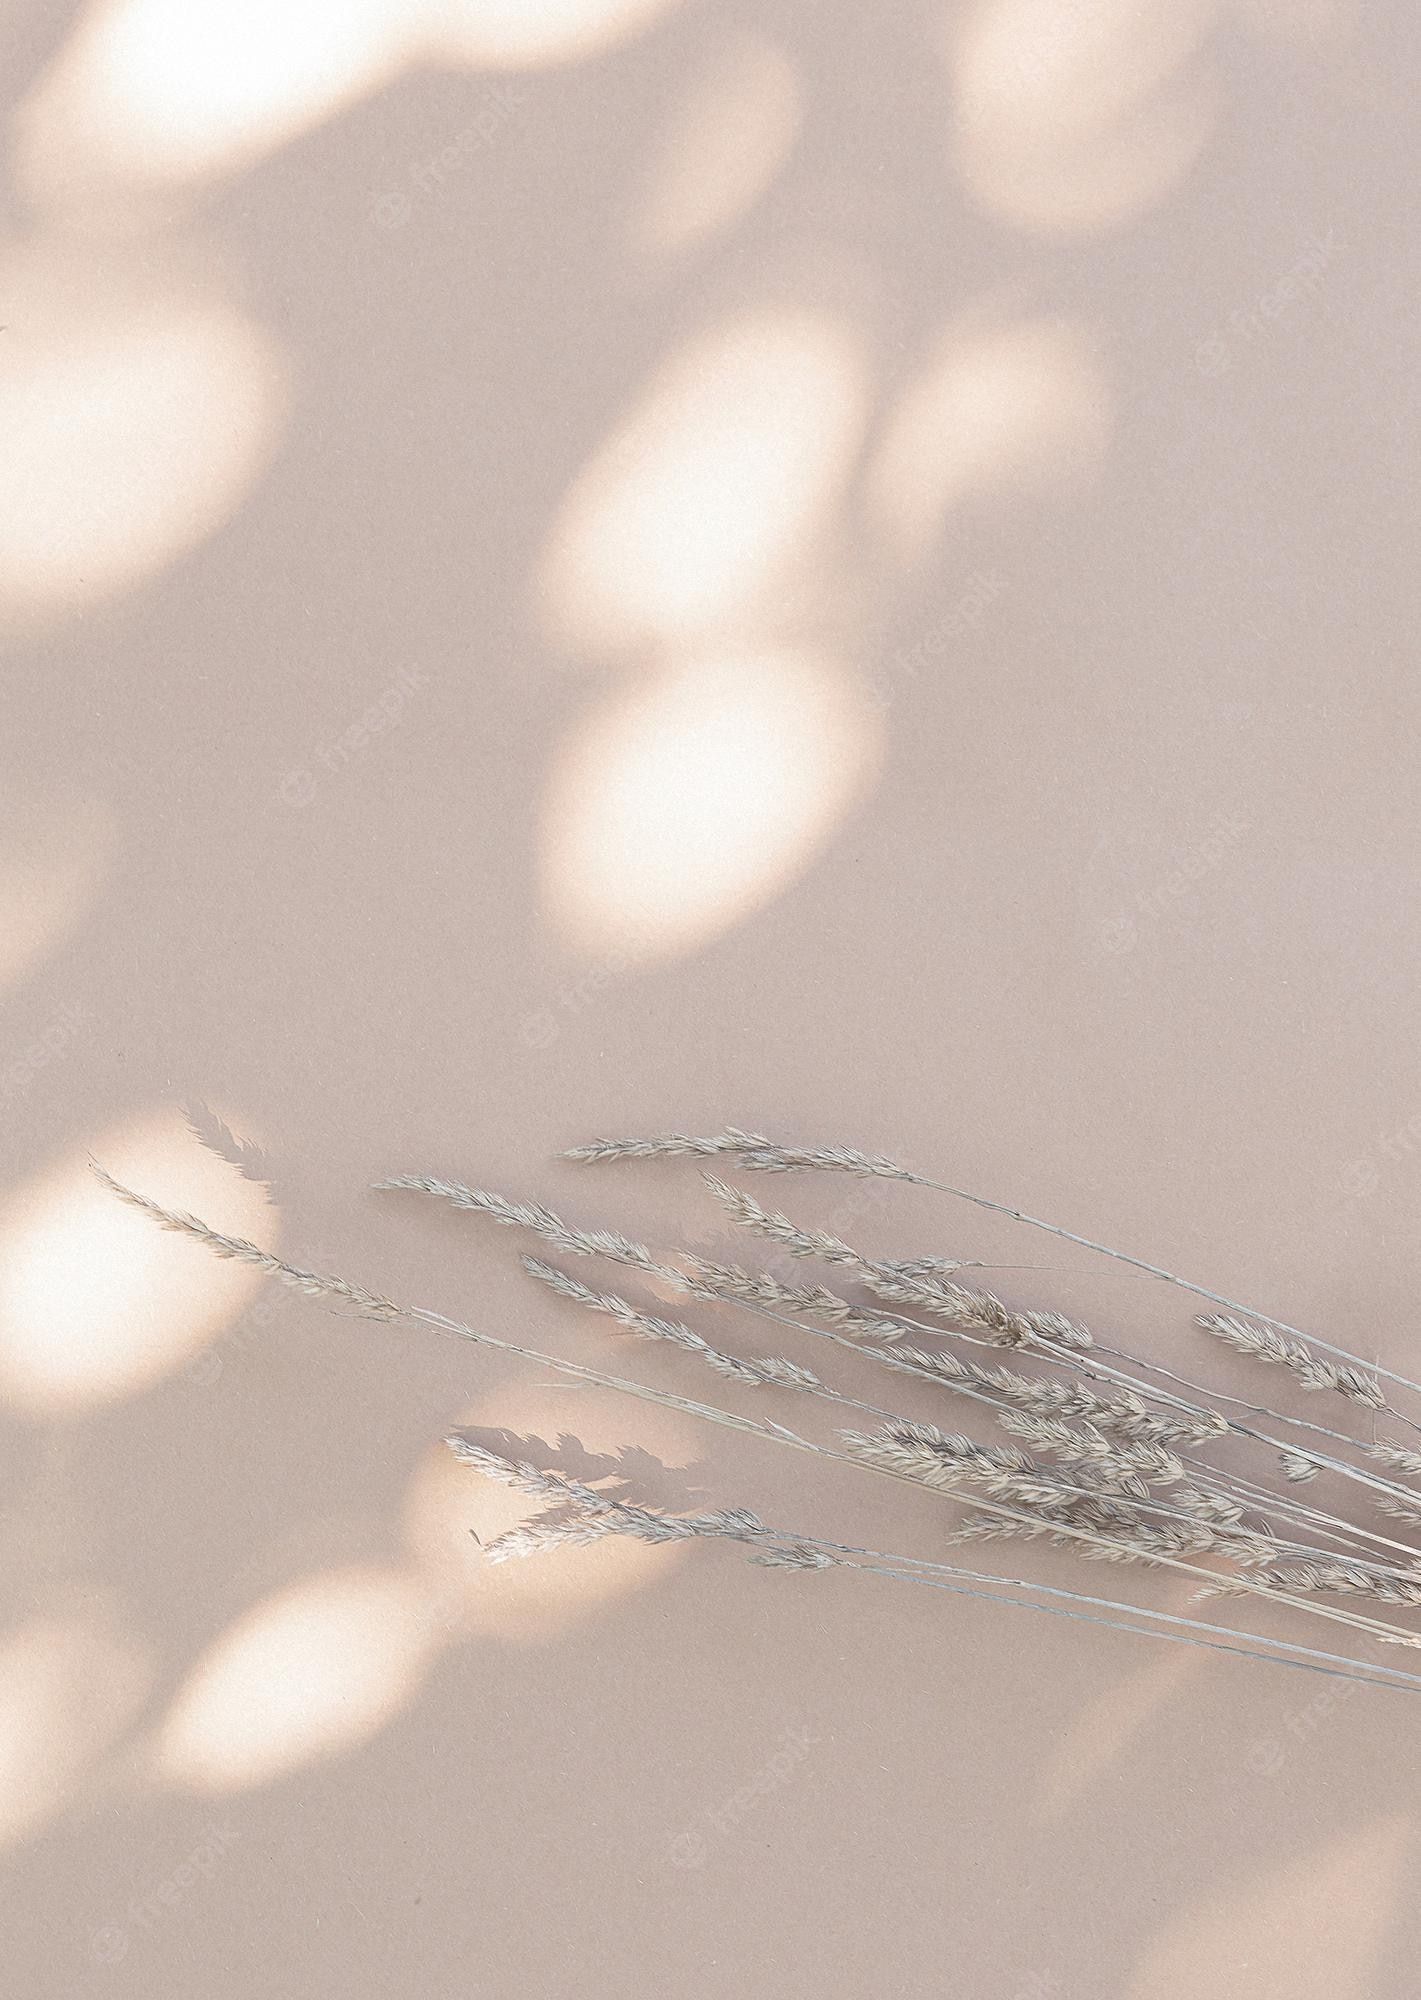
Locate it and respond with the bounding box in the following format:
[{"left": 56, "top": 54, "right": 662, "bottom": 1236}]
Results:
[
  {"left": 836, "top": 1559, "right": 1421, "bottom": 1696},
  {"left": 701, "top": 1175, "right": 1097, "bottom": 1351},
  {"left": 89, "top": 1164, "right": 401, "bottom": 1318},
  {"left": 1082, "top": 1337, "right": 1396, "bottom": 1455},
  {"left": 390, "top": 1173, "right": 1421, "bottom": 1583},
  {"left": 695, "top": 1179, "right": 1421, "bottom": 1528},
  {"left": 665, "top": 1225, "right": 1421, "bottom": 1577},
  {"left": 696, "top": 1175, "right": 1412, "bottom": 1486},
  {"left": 452, "top": 1447, "right": 1421, "bottom": 1696},
  {"left": 920, "top": 1322, "right": 1421, "bottom": 1569},
  {"left": 754, "top": 1529, "right": 1419, "bottom": 1681},
  {"left": 573, "top": 1132, "right": 1421, "bottom": 1414},
  {"left": 1191, "top": 1464, "right": 1421, "bottom": 1570},
  {"left": 972, "top": 1331, "right": 1421, "bottom": 1517},
  {"left": 644, "top": 1258, "right": 1421, "bottom": 1575},
  {"left": 103, "top": 1171, "right": 1421, "bottom": 1655},
  {"left": 411, "top": 1170, "right": 1421, "bottom": 1587},
  {"left": 521, "top": 1254, "right": 1367, "bottom": 1565},
  {"left": 464, "top": 1451, "right": 1421, "bottom": 1693},
  {"left": 369, "top": 1184, "right": 1421, "bottom": 1648},
  {"left": 426, "top": 1315, "right": 1421, "bottom": 1646},
  {"left": 977, "top": 1331, "right": 1421, "bottom": 1519}
]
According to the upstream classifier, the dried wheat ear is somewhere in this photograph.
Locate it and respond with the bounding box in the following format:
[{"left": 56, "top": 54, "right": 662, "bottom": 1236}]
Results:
[{"left": 97, "top": 1130, "right": 1421, "bottom": 1697}]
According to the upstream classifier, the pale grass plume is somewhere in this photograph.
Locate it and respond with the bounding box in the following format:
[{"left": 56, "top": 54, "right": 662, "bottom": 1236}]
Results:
[
  {"left": 444, "top": 1438, "right": 834, "bottom": 1569},
  {"left": 572, "top": 1126, "right": 1421, "bottom": 1411},
  {"left": 683, "top": 1255, "right": 925, "bottom": 1341},
  {"left": 94, "top": 1136, "right": 1421, "bottom": 1687},
  {"left": 566, "top": 1130, "right": 912, "bottom": 1180},
  {"left": 703, "top": 1174, "right": 1093, "bottom": 1350},
  {"left": 991, "top": 1411, "right": 1187, "bottom": 1490},
  {"left": 1206, "top": 1558, "right": 1421, "bottom": 1609},
  {"left": 1198, "top": 1312, "right": 1387, "bottom": 1409},
  {"left": 376, "top": 1174, "right": 659, "bottom": 1272},
  {"left": 90, "top": 1165, "right": 399, "bottom": 1319},
  {"left": 523, "top": 1255, "right": 821, "bottom": 1389}
]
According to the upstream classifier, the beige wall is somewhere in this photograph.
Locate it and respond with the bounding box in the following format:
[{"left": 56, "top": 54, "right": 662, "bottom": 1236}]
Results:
[{"left": 4, "top": 3, "right": 1420, "bottom": 1995}]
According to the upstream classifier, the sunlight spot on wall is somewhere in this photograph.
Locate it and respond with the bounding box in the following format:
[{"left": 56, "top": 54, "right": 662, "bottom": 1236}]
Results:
[
  {"left": 630, "top": 31, "right": 800, "bottom": 260},
  {"left": 0, "top": 796, "right": 114, "bottom": 998},
  {"left": 539, "top": 649, "right": 881, "bottom": 964},
  {"left": 1128, "top": 1817, "right": 1410, "bottom": 2000},
  {"left": 946, "top": 0, "right": 1221, "bottom": 232},
  {"left": 0, "top": 1107, "right": 275, "bottom": 1414},
  {"left": 537, "top": 308, "right": 868, "bottom": 658},
  {"left": 0, "top": 244, "right": 288, "bottom": 624},
  {"left": 428, "top": 0, "right": 685, "bottom": 69},
  {"left": 404, "top": 1389, "right": 697, "bottom": 1643},
  {"left": 865, "top": 317, "right": 1110, "bottom": 558},
  {"left": 14, "top": 0, "right": 417, "bottom": 203},
  {"left": 0, "top": 1610, "right": 152, "bottom": 1848},
  {"left": 153, "top": 1567, "right": 438, "bottom": 1792},
  {"left": 1030, "top": 1648, "right": 1194, "bottom": 1822}
]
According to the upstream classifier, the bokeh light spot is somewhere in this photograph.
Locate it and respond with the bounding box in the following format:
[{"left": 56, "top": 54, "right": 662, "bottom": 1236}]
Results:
[
  {"left": 540, "top": 649, "right": 881, "bottom": 963},
  {"left": 0, "top": 1107, "right": 276, "bottom": 1414},
  {"left": 0, "top": 243, "right": 288, "bottom": 621},
  {"left": 537, "top": 307, "right": 869, "bottom": 656},
  {"left": 154, "top": 1567, "right": 439, "bottom": 1792},
  {"left": 631, "top": 31, "right": 801, "bottom": 260},
  {"left": 866, "top": 316, "right": 1111, "bottom": 556}
]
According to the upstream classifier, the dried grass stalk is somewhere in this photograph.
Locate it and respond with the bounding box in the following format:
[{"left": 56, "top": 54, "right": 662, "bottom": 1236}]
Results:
[
  {"left": 1198, "top": 1313, "right": 1387, "bottom": 1409},
  {"left": 96, "top": 1137, "right": 1421, "bottom": 1687}
]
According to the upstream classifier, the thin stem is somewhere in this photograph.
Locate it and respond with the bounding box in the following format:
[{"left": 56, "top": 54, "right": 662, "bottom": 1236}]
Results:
[
  {"left": 671, "top": 1273, "right": 1421, "bottom": 1578},
  {"left": 404, "top": 1314, "right": 1417, "bottom": 1652},
  {"left": 832, "top": 1558, "right": 1421, "bottom": 1695},
  {"left": 101, "top": 1169, "right": 1421, "bottom": 1659},
  {"left": 794, "top": 1145, "right": 1421, "bottom": 1414}
]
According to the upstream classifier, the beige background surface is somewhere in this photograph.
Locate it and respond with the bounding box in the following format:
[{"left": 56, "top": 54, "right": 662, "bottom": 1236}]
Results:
[{"left": 3, "top": 1, "right": 1420, "bottom": 1995}]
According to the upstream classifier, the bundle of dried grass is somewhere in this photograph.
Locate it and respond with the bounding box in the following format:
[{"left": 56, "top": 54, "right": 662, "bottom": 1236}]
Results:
[{"left": 97, "top": 1128, "right": 1421, "bottom": 1698}]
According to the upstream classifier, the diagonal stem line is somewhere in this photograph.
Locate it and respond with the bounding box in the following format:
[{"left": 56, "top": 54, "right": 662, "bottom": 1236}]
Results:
[{"left": 876, "top": 1161, "right": 1421, "bottom": 1408}]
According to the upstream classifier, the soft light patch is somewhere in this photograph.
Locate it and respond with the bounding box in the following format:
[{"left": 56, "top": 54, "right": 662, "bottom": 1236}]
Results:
[
  {"left": 0, "top": 1610, "right": 153, "bottom": 1848},
  {"left": 631, "top": 31, "right": 801, "bottom": 259},
  {"left": 154, "top": 1567, "right": 438, "bottom": 1792},
  {"left": 0, "top": 244, "right": 288, "bottom": 620},
  {"left": 540, "top": 649, "right": 881, "bottom": 963},
  {"left": 866, "top": 317, "right": 1110, "bottom": 556},
  {"left": 428, "top": 0, "right": 685, "bottom": 69},
  {"left": 0, "top": 1107, "right": 276, "bottom": 1413},
  {"left": 0, "top": 795, "right": 113, "bottom": 997},
  {"left": 537, "top": 307, "right": 868, "bottom": 656},
  {"left": 15, "top": 0, "right": 418, "bottom": 202},
  {"left": 947, "top": 0, "right": 1220, "bottom": 232},
  {"left": 1128, "top": 1817, "right": 1410, "bottom": 2000},
  {"left": 1031, "top": 1647, "right": 1194, "bottom": 1821}
]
